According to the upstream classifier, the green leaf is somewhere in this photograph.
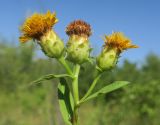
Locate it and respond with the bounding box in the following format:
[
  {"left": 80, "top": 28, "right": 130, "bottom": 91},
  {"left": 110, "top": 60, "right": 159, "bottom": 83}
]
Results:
[
  {"left": 83, "top": 81, "right": 130, "bottom": 103},
  {"left": 29, "top": 74, "right": 72, "bottom": 86},
  {"left": 58, "top": 78, "right": 74, "bottom": 125}
]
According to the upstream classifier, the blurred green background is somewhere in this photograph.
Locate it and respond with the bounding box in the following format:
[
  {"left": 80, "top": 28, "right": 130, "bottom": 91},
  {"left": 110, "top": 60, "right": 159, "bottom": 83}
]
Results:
[
  {"left": 0, "top": 42, "right": 160, "bottom": 125},
  {"left": 1, "top": 0, "right": 160, "bottom": 125}
]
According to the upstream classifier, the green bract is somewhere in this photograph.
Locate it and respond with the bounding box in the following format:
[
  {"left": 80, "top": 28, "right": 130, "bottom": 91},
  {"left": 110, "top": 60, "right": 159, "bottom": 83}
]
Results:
[
  {"left": 97, "top": 48, "right": 118, "bottom": 71},
  {"left": 66, "top": 35, "right": 90, "bottom": 64},
  {"left": 40, "top": 30, "right": 64, "bottom": 58}
]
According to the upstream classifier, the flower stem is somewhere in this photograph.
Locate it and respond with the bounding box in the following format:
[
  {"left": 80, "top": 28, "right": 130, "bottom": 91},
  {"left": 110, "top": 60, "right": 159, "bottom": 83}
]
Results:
[
  {"left": 80, "top": 71, "right": 102, "bottom": 103},
  {"left": 73, "top": 107, "right": 79, "bottom": 125},
  {"left": 58, "top": 56, "right": 73, "bottom": 75},
  {"left": 72, "top": 64, "right": 80, "bottom": 125}
]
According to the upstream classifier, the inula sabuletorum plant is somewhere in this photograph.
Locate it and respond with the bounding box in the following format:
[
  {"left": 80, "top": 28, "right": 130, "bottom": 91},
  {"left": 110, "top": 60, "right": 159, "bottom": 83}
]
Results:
[{"left": 19, "top": 10, "right": 138, "bottom": 125}]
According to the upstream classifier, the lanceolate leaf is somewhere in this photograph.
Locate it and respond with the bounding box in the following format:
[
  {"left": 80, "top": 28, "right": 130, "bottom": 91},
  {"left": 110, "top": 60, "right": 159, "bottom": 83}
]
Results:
[
  {"left": 58, "top": 78, "right": 74, "bottom": 125},
  {"left": 83, "top": 81, "right": 130, "bottom": 103},
  {"left": 29, "top": 74, "right": 72, "bottom": 86}
]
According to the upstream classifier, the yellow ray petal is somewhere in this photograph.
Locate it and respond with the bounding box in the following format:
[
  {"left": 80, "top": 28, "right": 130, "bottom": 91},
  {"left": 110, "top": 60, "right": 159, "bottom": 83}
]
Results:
[
  {"left": 104, "top": 32, "right": 138, "bottom": 52},
  {"left": 19, "top": 11, "right": 58, "bottom": 43}
]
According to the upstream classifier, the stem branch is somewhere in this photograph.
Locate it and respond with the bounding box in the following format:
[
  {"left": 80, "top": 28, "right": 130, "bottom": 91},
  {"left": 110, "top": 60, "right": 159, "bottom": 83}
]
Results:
[
  {"left": 72, "top": 64, "right": 80, "bottom": 105},
  {"left": 72, "top": 64, "right": 80, "bottom": 125},
  {"left": 58, "top": 56, "right": 73, "bottom": 75},
  {"left": 80, "top": 72, "right": 102, "bottom": 103}
]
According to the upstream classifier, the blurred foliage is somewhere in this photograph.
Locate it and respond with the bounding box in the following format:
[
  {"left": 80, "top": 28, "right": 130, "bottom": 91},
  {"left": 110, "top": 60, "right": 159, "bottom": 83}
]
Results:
[{"left": 0, "top": 41, "right": 160, "bottom": 125}]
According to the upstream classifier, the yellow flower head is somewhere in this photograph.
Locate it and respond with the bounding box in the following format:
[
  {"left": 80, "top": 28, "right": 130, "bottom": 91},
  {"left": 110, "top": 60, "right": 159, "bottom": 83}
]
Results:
[
  {"left": 104, "top": 32, "right": 138, "bottom": 53},
  {"left": 19, "top": 11, "right": 58, "bottom": 42}
]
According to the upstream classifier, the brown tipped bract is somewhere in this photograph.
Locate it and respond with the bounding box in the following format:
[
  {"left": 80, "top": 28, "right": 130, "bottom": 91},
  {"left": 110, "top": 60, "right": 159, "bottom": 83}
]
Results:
[{"left": 66, "top": 20, "right": 92, "bottom": 37}]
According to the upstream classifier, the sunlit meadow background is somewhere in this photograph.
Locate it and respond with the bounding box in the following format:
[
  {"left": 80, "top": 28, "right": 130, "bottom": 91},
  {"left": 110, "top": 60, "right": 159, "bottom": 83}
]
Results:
[{"left": 0, "top": 0, "right": 160, "bottom": 125}]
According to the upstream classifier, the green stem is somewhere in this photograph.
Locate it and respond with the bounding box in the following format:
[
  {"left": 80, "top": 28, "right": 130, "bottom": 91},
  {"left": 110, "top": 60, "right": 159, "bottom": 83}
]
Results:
[
  {"left": 72, "top": 64, "right": 80, "bottom": 105},
  {"left": 80, "top": 72, "right": 102, "bottom": 103},
  {"left": 73, "top": 107, "right": 79, "bottom": 125},
  {"left": 72, "top": 64, "right": 80, "bottom": 125},
  {"left": 58, "top": 56, "right": 73, "bottom": 75}
]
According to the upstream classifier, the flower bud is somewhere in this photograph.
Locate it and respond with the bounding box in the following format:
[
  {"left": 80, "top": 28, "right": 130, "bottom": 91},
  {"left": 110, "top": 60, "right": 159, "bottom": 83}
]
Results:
[
  {"left": 65, "top": 20, "right": 92, "bottom": 64},
  {"left": 97, "top": 32, "right": 138, "bottom": 71}
]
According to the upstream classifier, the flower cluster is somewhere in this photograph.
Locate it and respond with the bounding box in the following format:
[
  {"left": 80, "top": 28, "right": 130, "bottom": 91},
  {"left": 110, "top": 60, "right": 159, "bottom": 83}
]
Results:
[
  {"left": 19, "top": 10, "right": 138, "bottom": 70},
  {"left": 19, "top": 10, "right": 139, "bottom": 125}
]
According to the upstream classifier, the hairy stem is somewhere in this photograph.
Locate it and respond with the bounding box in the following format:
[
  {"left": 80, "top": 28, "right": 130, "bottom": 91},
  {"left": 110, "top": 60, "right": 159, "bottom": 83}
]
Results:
[{"left": 72, "top": 64, "right": 80, "bottom": 125}]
